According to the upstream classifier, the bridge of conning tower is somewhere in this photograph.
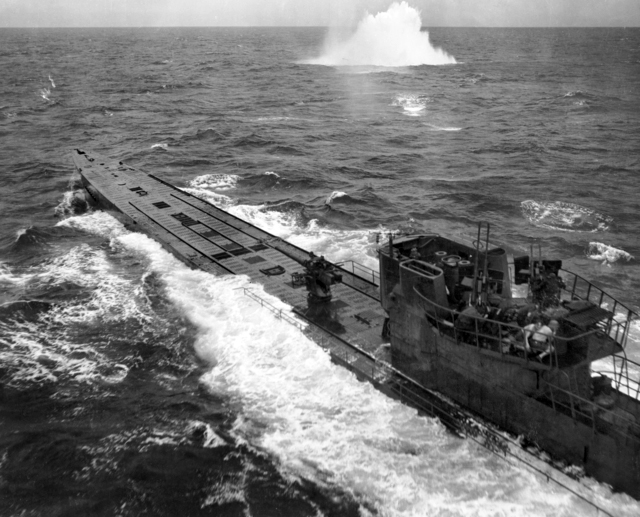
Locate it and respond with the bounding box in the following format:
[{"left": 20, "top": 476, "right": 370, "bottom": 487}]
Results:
[
  {"left": 379, "top": 231, "right": 634, "bottom": 370},
  {"left": 378, "top": 233, "right": 512, "bottom": 311}
]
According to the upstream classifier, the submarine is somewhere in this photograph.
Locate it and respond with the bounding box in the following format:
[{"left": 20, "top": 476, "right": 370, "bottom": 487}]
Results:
[{"left": 70, "top": 149, "right": 639, "bottom": 508}]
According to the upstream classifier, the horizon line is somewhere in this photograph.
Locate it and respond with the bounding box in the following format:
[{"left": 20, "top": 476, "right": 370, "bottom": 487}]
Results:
[{"left": 1, "top": 24, "right": 639, "bottom": 29}]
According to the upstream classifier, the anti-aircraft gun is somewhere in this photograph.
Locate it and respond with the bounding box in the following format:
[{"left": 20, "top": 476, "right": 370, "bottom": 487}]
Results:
[{"left": 302, "top": 252, "right": 342, "bottom": 302}]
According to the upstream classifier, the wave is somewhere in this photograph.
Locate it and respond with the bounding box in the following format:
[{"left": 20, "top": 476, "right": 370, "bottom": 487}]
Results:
[
  {"left": 587, "top": 242, "right": 634, "bottom": 264},
  {"left": 189, "top": 173, "right": 238, "bottom": 191},
  {"left": 563, "top": 90, "right": 596, "bottom": 100},
  {"left": 54, "top": 189, "right": 90, "bottom": 216},
  {"left": 229, "top": 133, "right": 275, "bottom": 149},
  {"left": 325, "top": 191, "right": 347, "bottom": 204},
  {"left": 0, "top": 226, "right": 159, "bottom": 389},
  {"left": 241, "top": 171, "right": 282, "bottom": 191},
  {"left": 521, "top": 200, "right": 612, "bottom": 232},
  {"left": 6, "top": 224, "right": 87, "bottom": 258},
  {"left": 270, "top": 144, "right": 306, "bottom": 156},
  {"left": 425, "top": 124, "right": 462, "bottom": 131},
  {"left": 193, "top": 128, "right": 227, "bottom": 142}
]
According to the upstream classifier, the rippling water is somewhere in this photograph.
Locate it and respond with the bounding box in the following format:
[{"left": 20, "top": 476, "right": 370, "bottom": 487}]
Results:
[{"left": 1, "top": 15, "right": 640, "bottom": 517}]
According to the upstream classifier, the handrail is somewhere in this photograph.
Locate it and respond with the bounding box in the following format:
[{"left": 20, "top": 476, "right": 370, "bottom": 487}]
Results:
[
  {"left": 413, "top": 285, "right": 605, "bottom": 370},
  {"left": 592, "top": 350, "right": 640, "bottom": 402},
  {"left": 540, "top": 377, "right": 640, "bottom": 440},
  {"left": 411, "top": 287, "right": 640, "bottom": 438},
  {"left": 336, "top": 259, "right": 380, "bottom": 286},
  {"left": 558, "top": 269, "right": 637, "bottom": 349}
]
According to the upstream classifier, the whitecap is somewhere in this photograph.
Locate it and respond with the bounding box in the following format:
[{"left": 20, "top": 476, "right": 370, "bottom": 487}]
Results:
[
  {"left": 521, "top": 200, "right": 611, "bottom": 232},
  {"left": 587, "top": 242, "right": 634, "bottom": 265},
  {"left": 181, "top": 187, "right": 236, "bottom": 211},
  {"left": 393, "top": 94, "right": 429, "bottom": 116},
  {"left": 189, "top": 173, "right": 238, "bottom": 191},
  {"left": 425, "top": 124, "right": 462, "bottom": 131},
  {"left": 40, "top": 88, "right": 51, "bottom": 102},
  {"left": 57, "top": 210, "right": 128, "bottom": 240},
  {"left": 54, "top": 190, "right": 88, "bottom": 216},
  {"left": 188, "top": 421, "right": 227, "bottom": 448},
  {"left": 325, "top": 191, "right": 347, "bottom": 204}
]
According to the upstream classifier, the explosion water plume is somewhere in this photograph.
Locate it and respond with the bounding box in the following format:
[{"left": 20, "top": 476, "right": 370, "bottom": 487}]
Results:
[{"left": 307, "top": 2, "right": 456, "bottom": 67}]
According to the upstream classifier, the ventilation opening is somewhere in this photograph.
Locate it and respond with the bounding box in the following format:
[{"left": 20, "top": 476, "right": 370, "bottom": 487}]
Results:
[{"left": 171, "top": 212, "right": 198, "bottom": 227}]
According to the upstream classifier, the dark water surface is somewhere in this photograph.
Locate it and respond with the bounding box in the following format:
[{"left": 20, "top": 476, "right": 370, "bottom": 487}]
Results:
[{"left": 1, "top": 25, "right": 639, "bottom": 516}]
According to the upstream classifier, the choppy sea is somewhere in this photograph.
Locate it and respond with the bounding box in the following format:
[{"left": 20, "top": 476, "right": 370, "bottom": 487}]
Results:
[{"left": 1, "top": 7, "right": 640, "bottom": 517}]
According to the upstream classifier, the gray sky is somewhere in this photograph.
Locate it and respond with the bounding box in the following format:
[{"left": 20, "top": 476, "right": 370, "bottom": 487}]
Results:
[{"left": 2, "top": 0, "right": 639, "bottom": 28}]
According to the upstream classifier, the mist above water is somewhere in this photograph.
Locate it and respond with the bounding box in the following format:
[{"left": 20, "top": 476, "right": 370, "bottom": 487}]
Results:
[{"left": 307, "top": 2, "right": 456, "bottom": 67}]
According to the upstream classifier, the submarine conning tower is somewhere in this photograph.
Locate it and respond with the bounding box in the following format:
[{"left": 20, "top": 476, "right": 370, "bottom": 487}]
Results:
[
  {"left": 378, "top": 232, "right": 512, "bottom": 315},
  {"left": 376, "top": 226, "right": 640, "bottom": 500}
]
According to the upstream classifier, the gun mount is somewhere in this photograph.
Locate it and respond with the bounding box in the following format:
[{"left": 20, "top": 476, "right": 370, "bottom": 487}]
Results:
[{"left": 303, "top": 253, "right": 343, "bottom": 302}]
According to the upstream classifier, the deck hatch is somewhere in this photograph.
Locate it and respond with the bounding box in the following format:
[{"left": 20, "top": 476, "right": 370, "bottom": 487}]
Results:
[
  {"left": 129, "top": 186, "right": 148, "bottom": 196},
  {"left": 171, "top": 212, "right": 199, "bottom": 227},
  {"left": 201, "top": 230, "right": 220, "bottom": 238},
  {"left": 260, "top": 265, "right": 286, "bottom": 276},
  {"left": 564, "top": 306, "right": 613, "bottom": 329},
  {"left": 152, "top": 201, "right": 171, "bottom": 209},
  {"left": 222, "top": 242, "right": 244, "bottom": 252},
  {"left": 212, "top": 252, "right": 232, "bottom": 261},
  {"left": 229, "top": 248, "right": 251, "bottom": 257},
  {"left": 250, "top": 243, "right": 269, "bottom": 251},
  {"left": 244, "top": 256, "right": 266, "bottom": 264},
  {"left": 355, "top": 309, "right": 380, "bottom": 325}
]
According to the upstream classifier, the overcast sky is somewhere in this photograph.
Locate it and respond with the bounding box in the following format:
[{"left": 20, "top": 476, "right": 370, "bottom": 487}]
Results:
[{"left": 2, "top": 0, "right": 640, "bottom": 28}]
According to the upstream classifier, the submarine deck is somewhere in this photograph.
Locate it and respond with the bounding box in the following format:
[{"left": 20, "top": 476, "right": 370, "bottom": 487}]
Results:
[{"left": 71, "top": 149, "right": 389, "bottom": 361}]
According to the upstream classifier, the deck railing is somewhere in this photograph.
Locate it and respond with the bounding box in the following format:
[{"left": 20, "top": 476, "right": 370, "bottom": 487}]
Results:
[
  {"left": 558, "top": 269, "right": 636, "bottom": 349},
  {"left": 337, "top": 260, "right": 380, "bottom": 286},
  {"left": 413, "top": 286, "right": 640, "bottom": 434},
  {"left": 413, "top": 285, "right": 604, "bottom": 370},
  {"left": 541, "top": 368, "right": 640, "bottom": 443},
  {"left": 593, "top": 352, "right": 640, "bottom": 401}
]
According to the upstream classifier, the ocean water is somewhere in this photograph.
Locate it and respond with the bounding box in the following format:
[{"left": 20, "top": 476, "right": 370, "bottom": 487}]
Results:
[{"left": 1, "top": 7, "right": 640, "bottom": 517}]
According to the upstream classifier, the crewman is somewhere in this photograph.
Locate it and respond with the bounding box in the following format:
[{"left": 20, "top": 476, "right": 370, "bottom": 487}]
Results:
[
  {"left": 523, "top": 317, "right": 554, "bottom": 356},
  {"left": 537, "top": 319, "right": 559, "bottom": 361}
]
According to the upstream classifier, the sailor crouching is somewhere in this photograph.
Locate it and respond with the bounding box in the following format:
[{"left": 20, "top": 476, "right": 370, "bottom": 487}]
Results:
[{"left": 523, "top": 317, "right": 558, "bottom": 361}]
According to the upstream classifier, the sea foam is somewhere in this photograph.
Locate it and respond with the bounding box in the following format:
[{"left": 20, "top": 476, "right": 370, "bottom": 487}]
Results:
[
  {"left": 587, "top": 242, "right": 634, "bottom": 264},
  {"left": 521, "top": 200, "right": 611, "bottom": 232}
]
